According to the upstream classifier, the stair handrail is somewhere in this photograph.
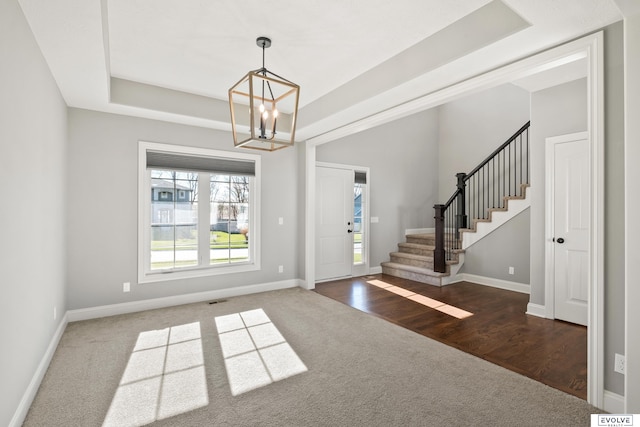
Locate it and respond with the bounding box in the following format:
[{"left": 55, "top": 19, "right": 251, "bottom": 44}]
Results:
[
  {"left": 433, "top": 121, "right": 530, "bottom": 273},
  {"left": 464, "top": 121, "right": 531, "bottom": 181}
]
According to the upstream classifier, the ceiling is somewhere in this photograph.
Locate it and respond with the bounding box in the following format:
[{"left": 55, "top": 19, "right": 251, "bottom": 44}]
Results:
[{"left": 18, "top": 0, "right": 623, "bottom": 141}]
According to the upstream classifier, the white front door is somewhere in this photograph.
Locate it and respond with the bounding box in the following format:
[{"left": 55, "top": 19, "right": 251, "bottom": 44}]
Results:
[
  {"left": 548, "top": 133, "right": 590, "bottom": 326},
  {"left": 315, "top": 166, "right": 354, "bottom": 282}
]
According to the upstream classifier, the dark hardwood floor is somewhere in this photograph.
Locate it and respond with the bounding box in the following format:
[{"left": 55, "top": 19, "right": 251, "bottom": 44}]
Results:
[{"left": 314, "top": 274, "right": 587, "bottom": 400}]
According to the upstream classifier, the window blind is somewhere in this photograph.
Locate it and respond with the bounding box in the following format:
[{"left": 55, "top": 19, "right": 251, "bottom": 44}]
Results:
[
  {"left": 355, "top": 171, "right": 367, "bottom": 184},
  {"left": 146, "top": 151, "right": 255, "bottom": 176}
]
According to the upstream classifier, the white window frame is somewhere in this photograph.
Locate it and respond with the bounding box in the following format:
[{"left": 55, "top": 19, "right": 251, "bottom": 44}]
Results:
[{"left": 138, "top": 141, "right": 261, "bottom": 284}]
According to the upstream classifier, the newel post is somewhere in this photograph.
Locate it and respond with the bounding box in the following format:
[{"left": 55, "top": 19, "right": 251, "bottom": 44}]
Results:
[
  {"left": 455, "top": 172, "right": 467, "bottom": 240},
  {"left": 434, "top": 204, "right": 446, "bottom": 273}
]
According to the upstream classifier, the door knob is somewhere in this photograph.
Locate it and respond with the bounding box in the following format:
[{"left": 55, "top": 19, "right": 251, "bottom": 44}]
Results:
[
  {"left": 347, "top": 229, "right": 353, "bottom": 233},
  {"left": 556, "top": 237, "right": 565, "bottom": 244}
]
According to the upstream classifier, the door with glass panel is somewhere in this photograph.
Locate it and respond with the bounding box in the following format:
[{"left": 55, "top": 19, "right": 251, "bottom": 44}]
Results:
[{"left": 315, "top": 165, "right": 368, "bottom": 281}]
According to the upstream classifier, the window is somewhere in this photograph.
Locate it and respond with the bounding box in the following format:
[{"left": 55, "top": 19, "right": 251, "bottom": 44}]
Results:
[
  {"left": 139, "top": 142, "right": 260, "bottom": 283},
  {"left": 353, "top": 171, "right": 366, "bottom": 266}
]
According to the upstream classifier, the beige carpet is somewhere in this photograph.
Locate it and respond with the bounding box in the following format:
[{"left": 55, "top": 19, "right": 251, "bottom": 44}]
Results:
[{"left": 24, "top": 287, "right": 600, "bottom": 426}]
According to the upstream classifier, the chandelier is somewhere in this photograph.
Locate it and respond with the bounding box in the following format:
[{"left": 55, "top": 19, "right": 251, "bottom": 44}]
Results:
[{"left": 228, "top": 37, "right": 300, "bottom": 151}]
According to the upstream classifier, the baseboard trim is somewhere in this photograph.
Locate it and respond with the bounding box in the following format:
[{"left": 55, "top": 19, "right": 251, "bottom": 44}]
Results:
[
  {"left": 460, "top": 273, "right": 530, "bottom": 294},
  {"left": 526, "top": 302, "right": 547, "bottom": 318},
  {"left": 603, "top": 390, "right": 625, "bottom": 414},
  {"left": 10, "top": 313, "right": 69, "bottom": 427},
  {"left": 369, "top": 266, "right": 382, "bottom": 275},
  {"left": 442, "top": 273, "right": 464, "bottom": 286},
  {"left": 67, "top": 279, "right": 302, "bottom": 322},
  {"left": 448, "top": 274, "right": 464, "bottom": 284}
]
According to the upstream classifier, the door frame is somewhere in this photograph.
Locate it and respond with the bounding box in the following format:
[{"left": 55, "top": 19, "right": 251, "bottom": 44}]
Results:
[
  {"left": 314, "top": 162, "right": 371, "bottom": 281},
  {"left": 544, "top": 131, "right": 590, "bottom": 322},
  {"left": 305, "top": 32, "right": 604, "bottom": 407}
]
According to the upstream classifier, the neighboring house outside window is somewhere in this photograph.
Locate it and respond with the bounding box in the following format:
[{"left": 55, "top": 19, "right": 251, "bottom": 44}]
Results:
[{"left": 138, "top": 141, "right": 261, "bottom": 283}]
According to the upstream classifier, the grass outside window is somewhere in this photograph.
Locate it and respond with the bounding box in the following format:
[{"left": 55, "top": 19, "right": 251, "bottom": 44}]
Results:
[{"left": 151, "top": 231, "right": 248, "bottom": 251}]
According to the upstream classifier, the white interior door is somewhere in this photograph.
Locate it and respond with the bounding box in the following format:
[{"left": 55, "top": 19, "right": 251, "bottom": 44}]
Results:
[
  {"left": 315, "top": 166, "right": 354, "bottom": 282},
  {"left": 550, "top": 134, "right": 590, "bottom": 326}
]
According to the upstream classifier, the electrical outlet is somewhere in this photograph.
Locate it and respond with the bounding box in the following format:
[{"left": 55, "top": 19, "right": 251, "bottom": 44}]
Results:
[
  {"left": 53, "top": 306, "right": 57, "bottom": 321},
  {"left": 278, "top": 217, "right": 284, "bottom": 225},
  {"left": 614, "top": 353, "right": 625, "bottom": 374},
  {"left": 278, "top": 265, "right": 284, "bottom": 273},
  {"left": 508, "top": 266, "right": 515, "bottom": 275},
  {"left": 123, "top": 282, "right": 130, "bottom": 293}
]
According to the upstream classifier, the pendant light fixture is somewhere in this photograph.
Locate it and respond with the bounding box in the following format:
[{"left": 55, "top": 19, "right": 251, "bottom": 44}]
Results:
[{"left": 228, "top": 37, "right": 300, "bottom": 151}]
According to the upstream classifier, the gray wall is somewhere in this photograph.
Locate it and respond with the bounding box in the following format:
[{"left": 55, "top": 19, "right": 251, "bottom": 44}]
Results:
[
  {"left": 437, "top": 84, "right": 530, "bottom": 200},
  {"left": 316, "top": 109, "right": 439, "bottom": 268},
  {"left": 437, "top": 83, "right": 531, "bottom": 282},
  {"left": 529, "top": 77, "right": 588, "bottom": 306},
  {"left": 297, "top": 141, "right": 307, "bottom": 279},
  {"left": 461, "top": 209, "right": 530, "bottom": 284},
  {"left": 623, "top": 9, "right": 640, "bottom": 411},
  {"left": 66, "top": 109, "right": 299, "bottom": 310},
  {"left": 0, "top": 1, "right": 69, "bottom": 425},
  {"left": 603, "top": 21, "right": 625, "bottom": 396},
  {"left": 529, "top": 21, "right": 626, "bottom": 396},
  {"left": 315, "top": 85, "right": 532, "bottom": 276}
]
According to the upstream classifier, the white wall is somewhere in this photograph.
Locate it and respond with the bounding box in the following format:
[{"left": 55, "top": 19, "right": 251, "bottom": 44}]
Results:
[
  {"left": 437, "top": 84, "right": 530, "bottom": 200},
  {"left": 0, "top": 1, "right": 68, "bottom": 425},
  {"left": 66, "top": 108, "right": 299, "bottom": 310},
  {"left": 316, "top": 109, "right": 439, "bottom": 267}
]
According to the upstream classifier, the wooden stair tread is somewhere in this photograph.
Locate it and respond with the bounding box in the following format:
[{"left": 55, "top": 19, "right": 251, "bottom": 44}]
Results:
[{"left": 458, "top": 183, "right": 531, "bottom": 234}]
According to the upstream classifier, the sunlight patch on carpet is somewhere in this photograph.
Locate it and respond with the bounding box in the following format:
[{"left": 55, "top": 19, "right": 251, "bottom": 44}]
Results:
[
  {"left": 103, "top": 322, "right": 209, "bottom": 427},
  {"left": 367, "top": 280, "right": 473, "bottom": 319},
  {"left": 215, "top": 309, "right": 308, "bottom": 396}
]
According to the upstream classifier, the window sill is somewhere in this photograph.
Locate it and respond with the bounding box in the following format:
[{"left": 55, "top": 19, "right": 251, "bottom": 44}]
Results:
[{"left": 138, "top": 262, "right": 260, "bottom": 284}]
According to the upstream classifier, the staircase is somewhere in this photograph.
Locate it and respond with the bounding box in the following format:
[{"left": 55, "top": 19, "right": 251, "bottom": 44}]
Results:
[
  {"left": 381, "top": 121, "right": 531, "bottom": 286},
  {"left": 381, "top": 233, "right": 462, "bottom": 286}
]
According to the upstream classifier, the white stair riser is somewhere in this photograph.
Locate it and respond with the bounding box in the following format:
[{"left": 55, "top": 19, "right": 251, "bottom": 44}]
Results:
[{"left": 462, "top": 187, "right": 531, "bottom": 249}]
